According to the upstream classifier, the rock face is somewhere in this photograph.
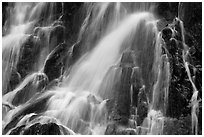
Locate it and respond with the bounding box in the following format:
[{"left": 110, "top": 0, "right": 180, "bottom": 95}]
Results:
[
  {"left": 108, "top": 51, "right": 135, "bottom": 125},
  {"left": 160, "top": 2, "right": 202, "bottom": 134},
  {"left": 163, "top": 3, "right": 202, "bottom": 116},
  {"left": 105, "top": 123, "right": 137, "bottom": 135},
  {"left": 157, "top": 2, "right": 178, "bottom": 21},
  {"left": 131, "top": 67, "right": 143, "bottom": 107},
  {"left": 43, "top": 43, "right": 71, "bottom": 82},
  {"left": 3, "top": 94, "right": 53, "bottom": 134},
  {"left": 8, "top": 69, "right": 21, "bottom": 92},
  {"left": 24, "top": 123, "right": 61, "bottom": 135},
  {"left": 10, "top": 123, "right": 61, "bottom": 135},
  {"left": 136, "top": 87, "right": 148, "bottom": 126},
  {"left": 11, "top": 73, "right": 48, "bottom": 106},
  {"left": 16, "top": 35, "right": 41, "bottom": 79},
  {"left": 49, "top": 24, "right": 65, "bottom": 52},
  {"left": 163, "top": 115, "right": 201, "bottom": 135},
  {"left": 116, "top": 66, "right": 132, "bottom": 125},
  {"left": 5, "top": 35, "right": 41, "bottom": 93}
]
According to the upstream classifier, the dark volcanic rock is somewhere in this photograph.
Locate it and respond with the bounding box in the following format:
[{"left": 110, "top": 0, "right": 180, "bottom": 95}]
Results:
[
  {"left": 162, "top": 27, "right": 173, "bottom": 42},
  {"left": 71, "top": 42, "right": 81, "bottom": 64},
  {"left": 12, "top": 73, "right": 48, "bottom": 106},
  {"left": 9, "top": 123, "right": 61, "bottom": 135},
  {"left": 16, "top": 35, "right": 41, "bottom": 79},
  {"left": 120, "top": 50, "right": 135, "bottom": 67},
  {"left": 157, "top": 2, "right": 179, "bottom": 21},
  {"left": 115, "top": 67, "right": 132, "bottom": 125},
  {"left": 178, "top": 2, "right": 202, "bottom": 31},
  {"left": 8, "top": 69, "right": 21, "bottom": 92},
  {"left": 3, "top": 93, "right": 53, "bottom": 134},
  {"left": 43, "top": 43, "right": 71, "bottom": 82},
  {"left": 137, "top": 87, "right": 148, "bottom": 126},
  {"left": 9, "top": 125, "right": 26, "bottom": 135},
  {"left": 105, "top": 123, "right": 117, "bottom": 135},
  {"left": 178, "top": 3, "right": 202, "bottom": 134},
  {"left": 49, "top": 24, "right": 65, "bottom": 52},
  {"left": 23, "top": 123, "right": 61, "bottom": 135},
  {"left": 105, "top": 123, "right": 137, "bottom": 135},
  {"left": 159, "top": 2, "right": 202, "bottom": 135},
  {"left": 131, "top": 67, "right": 143, "bottom": 107},
  {"left": 163, "top": 115, "right": 201, "bottom": 135},
  {"left": 162, "top": 2, "right": 202, "bottom": 120}
]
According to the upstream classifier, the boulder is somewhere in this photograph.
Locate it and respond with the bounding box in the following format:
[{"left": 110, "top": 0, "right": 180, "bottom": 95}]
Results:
[
  {"left": 16, "top": 35, "right": 41, "bottom": 78},
  {"left": 105, "top": 123, "right": 137, "bottom": 135},
  {"left": 9, "top": 123, "right": 61, "bottom": 135},
  {"left": 12, "top": 73, "right": 48, "bottom": 106},
  {"left": 8, "top": 69, "right": 21, "bottom": 92},
  {"left": 3, "top": 93, "right": 53, "bottom": 134},
  {"left": 23, "top": 123, "right": 61, "bottom": 135},
  {"left": 43, "top": 43, "right": 70, "bottom": 82},
  {"left": 48, "top": 25, "right": 65, "bottom": 52}
]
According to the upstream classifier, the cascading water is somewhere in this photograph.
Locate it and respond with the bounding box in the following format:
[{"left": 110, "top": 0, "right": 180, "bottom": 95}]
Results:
[
  {"left": 2, "top": 2, "right": 202, "bottom": 135},
  {"left": 177, "top": 18, "right": 200, "bottom": 135}
]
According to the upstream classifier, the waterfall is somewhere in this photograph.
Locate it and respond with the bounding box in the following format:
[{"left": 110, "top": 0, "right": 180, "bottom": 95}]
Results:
[{"left": 2, "top": 2, "right": 201, "bottom": 135}]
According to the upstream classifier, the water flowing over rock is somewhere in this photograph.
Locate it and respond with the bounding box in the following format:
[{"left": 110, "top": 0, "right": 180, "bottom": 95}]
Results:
[{"left": 2, "top": 2, "right": 202, "bottom": 135}]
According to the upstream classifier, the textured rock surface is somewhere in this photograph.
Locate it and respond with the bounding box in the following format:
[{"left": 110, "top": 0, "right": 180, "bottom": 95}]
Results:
[
  {"left": 16, "top": 35, "right": 41, "bottom": 79},
  {"left": 3, "top": 94, "right": 53, "bottom": 134},
  {"left": 12, "top": 73, "right": 48, "bottom": 106},
  {"left": 10, "top": 123, "right": 61, "bottom": 135},
  {"left": 163, "top": 115, "right": 202, "bottom": 135},
  {"left": 105, "top": 123, "right": 137, "bottom": 135},
  {"left": 43, "top": 43, "right": 70, "bottom": 82}
]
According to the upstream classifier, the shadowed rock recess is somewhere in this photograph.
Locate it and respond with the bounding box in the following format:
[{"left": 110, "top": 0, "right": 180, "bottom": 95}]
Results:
[{"left": 2, "top": 2, "right": 202, "bottom": 135}]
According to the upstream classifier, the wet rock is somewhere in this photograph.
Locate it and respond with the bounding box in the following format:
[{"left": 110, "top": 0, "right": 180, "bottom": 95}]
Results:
[
  {"left": 45, "top": 78, "right": 61, "bottom": 90},
  {"left": 9, "top": 122, "right": 62, "bottom": 135},
  {"left": 166, "top": 38, "right": 178, "bottom": 56},
  {"left": 33, "top": 73, "right": 49, "bottom": 91},
  {"left": 178, "top": 2, "right": 202, "bottom": 101},
  {"left": 106, "top": 99, "right": 115, "bottom": 116},
  {"left": 59, "top": 125, "right": 75, "bottom": 135},
  {"left": 120, "top": 50, "right": 135, "bottom": 67},
  {"left": 105, "top": 123, "right": 137, "bottom": 135},
  {"left": 160, "top": 5, "right": 202, "bottom": 123},
  {"left": 137, "top": 87, "right": 148, "bottom": 126},
  {"left": 8, "top": 69, "right": 21, "bottom": 92},
  {"left": 162, "top": 115, "right": 203, "bottom": 135},
  {"left": 131, "top": 67, "right": 143, "bottom": 107},
  {"left": 98, "top": 66, "right": 122, "bottom": 99},
  {"left": 112, "top": 50, "right": 137, "bottom": 125},
  {"left": 23, "top": 123, "right": 61, "bottom": 135},
  {"left": 2, "top": 102, "right": 15, "bottom": 120},
  {"left": 105, "top": 123, "right": 117, "bottom": 135},
  {"left": 12, "top": 73, "right": 48, "bottom": 106},
  {"left": 115, "top": 67, "right": 132, "bottom": 125},
  {"left": 162, "top": 27, "right": 173, "bottom": 42},
  {"left": 49, "top": 25, "right": 65, "bottom": 52},
  {"left": 43, "top": 43, "right": 70, "bottom": 82},
  {"left": 157, "top": 3, "right": 178, "bottom": 21},
  {"left": 72, "top": 42, "right": 82, "bottom": 63},
  {"left": 178, "top": 3, "right": 202, "bottom": 31},
  {"left": 117, "top": 128, "right": 137, "bottom": 135},
  {"left": 3, "top": 93, "right": 53, "bottom": 134},
  {"left": 107, "top": 51, "right": 136, "bottom": 125},
  {"left": 128, "top": 118, "right": 137, "bottom": 129},
  {"left": 9, "top": 125, "right": 26, "bottom": 135},
  {"left": 16, "top": 35, "right": 41, "bottom": 78}
]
